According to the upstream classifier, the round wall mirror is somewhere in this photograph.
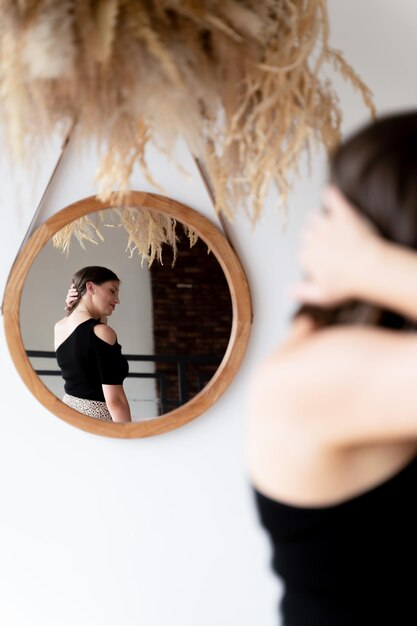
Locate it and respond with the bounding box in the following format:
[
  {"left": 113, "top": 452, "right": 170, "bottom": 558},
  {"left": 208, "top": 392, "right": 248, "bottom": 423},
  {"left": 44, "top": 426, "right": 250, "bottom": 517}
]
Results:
[{"left": 3, "top": 193, "right": 252, "bottom": 437}]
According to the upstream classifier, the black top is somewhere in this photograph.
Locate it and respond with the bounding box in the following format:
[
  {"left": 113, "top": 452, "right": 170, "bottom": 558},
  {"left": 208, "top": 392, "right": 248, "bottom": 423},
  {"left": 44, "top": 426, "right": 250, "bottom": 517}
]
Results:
[
  {"left": 254, "top": 452, "right": 417, "bottom": 626},
  {"left": 55, "top": 318, "right": 129, "bottom": 402}
]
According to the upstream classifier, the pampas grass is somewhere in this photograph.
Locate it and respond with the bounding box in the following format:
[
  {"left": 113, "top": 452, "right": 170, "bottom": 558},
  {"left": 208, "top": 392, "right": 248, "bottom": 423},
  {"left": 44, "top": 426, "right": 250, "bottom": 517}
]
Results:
[
  {"left": 0, "top": 0, "right": 375, "bottom": 223},
  {"left": 52, "top": 212, "right": 105, "bottom": 254},
  {"left": 23, "top": 2, "right": 75, "bottom": 79},
  {"left": 52, "top": 206, "right": 198, "bottom": 267}
]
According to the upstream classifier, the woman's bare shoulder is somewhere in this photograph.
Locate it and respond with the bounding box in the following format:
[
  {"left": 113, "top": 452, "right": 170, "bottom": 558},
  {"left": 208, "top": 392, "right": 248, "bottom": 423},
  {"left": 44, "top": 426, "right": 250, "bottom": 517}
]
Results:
[
  {"left": 54, "top": 317, "right": 67, "bottom": 329},
  {"left": 54, "top": 317, "right": 70, "bottom": 342},
  {"left": 255, "top": 323, "right": 413, "bottom": 408},
  {"left": 266, "top": 320, "right": 407, "bottom": 367},
  {"left": 54, "top": 317, "right": 71, "bottom": 350},
  {"left": 93, "top": 323, "right": 117, "bottom": 345},
  {"left": 251, "top": 321, "right": 417, "bottom": 446}
]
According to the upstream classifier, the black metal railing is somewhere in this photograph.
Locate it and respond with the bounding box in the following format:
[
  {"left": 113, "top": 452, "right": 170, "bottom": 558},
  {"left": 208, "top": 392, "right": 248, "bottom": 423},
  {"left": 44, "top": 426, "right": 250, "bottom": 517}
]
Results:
[{"left": 26, "top": 350, "right": 223, "bottom": 414}]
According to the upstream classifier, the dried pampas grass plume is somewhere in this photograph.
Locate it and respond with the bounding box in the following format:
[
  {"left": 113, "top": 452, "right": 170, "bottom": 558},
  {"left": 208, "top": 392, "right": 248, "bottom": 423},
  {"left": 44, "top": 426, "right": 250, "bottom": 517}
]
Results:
[
  {"left": 52, "top": 212, "right": 105, "bottom": 255},
  {"left": 52, "top": 206, "right": 198, "bottom": 267},
  {"left": 0, "top": 0, "right": 375, "bottom": 222},
  {"left": 23, "top": 2, "right": 75, "bottom": 79},
  {"left": 92, "top": 0, "right": 120, "bottom": 63}
]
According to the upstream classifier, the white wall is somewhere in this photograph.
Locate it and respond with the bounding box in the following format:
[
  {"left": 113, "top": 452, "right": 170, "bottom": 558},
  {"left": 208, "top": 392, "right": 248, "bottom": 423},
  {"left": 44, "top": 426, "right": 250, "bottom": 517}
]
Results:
[{"left": 1, "top": 2, "right": 417, "bottom": 625}]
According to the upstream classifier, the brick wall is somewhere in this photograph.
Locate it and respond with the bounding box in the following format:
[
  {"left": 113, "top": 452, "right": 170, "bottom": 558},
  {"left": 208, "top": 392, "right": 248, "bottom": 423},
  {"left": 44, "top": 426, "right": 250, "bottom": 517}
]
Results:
[{"left": 150, "top": 233, "right": 232, "bottom": 412}]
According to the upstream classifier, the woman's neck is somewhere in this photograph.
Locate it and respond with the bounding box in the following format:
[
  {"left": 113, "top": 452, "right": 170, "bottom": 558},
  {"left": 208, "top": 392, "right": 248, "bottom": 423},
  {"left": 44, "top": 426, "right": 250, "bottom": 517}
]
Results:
[{"left": 73, "top": 300, "right": 97, "bottom": 318}]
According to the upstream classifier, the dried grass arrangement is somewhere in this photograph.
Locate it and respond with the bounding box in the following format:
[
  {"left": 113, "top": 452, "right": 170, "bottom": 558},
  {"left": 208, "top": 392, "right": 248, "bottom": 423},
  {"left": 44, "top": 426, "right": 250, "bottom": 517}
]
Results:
[
  {"left": 52, "top": 206, "right": 197, "bottom": 267},
  {"left": 0, "top": 0, "right": 375, "bottom": 222}
]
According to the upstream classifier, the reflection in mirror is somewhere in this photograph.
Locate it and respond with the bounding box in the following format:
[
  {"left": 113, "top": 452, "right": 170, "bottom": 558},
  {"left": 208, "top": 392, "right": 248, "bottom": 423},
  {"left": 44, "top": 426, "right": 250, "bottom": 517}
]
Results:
[{"left": 20, "top": 208, "right": 233, "bottom": 423}]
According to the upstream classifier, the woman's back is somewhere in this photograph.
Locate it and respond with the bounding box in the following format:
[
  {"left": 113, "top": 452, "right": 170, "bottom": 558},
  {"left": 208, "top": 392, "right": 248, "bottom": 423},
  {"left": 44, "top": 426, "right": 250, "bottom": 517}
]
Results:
[{"left": 54, "top": 312, "right": 93, "bottom": 351}]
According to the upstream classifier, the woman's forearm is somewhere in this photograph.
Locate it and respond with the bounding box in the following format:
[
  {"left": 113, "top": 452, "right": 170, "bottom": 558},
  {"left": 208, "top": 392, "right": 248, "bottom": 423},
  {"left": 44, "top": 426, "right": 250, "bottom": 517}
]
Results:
[
  {"left": 106, "top": 395, "right": 132, "bottom": 423},
  {"left": 356, "top": 239, "right": 417, "bottom": 322},
  {"left": 295, "top": 187, "right": 417, "bottom": 322}
]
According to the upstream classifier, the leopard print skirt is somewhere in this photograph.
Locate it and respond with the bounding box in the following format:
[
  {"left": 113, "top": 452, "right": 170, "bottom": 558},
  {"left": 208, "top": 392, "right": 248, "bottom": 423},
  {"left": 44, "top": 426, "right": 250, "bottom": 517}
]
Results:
[{"left": 63, "top": 393, "right": 113, "bottom": 422}]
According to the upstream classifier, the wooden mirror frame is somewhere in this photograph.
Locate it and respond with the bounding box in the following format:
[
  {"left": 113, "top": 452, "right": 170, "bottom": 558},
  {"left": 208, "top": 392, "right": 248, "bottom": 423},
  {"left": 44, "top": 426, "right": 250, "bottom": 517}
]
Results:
[{"left": 3, "top": 192, "right": 252, "bottom": 438}]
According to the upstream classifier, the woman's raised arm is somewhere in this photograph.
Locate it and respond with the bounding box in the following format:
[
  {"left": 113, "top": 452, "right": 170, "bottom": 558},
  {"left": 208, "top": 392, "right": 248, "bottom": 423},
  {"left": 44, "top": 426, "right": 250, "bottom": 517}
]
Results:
[{"left": 293, "top": 186, "right": 417, "bottom": 322}]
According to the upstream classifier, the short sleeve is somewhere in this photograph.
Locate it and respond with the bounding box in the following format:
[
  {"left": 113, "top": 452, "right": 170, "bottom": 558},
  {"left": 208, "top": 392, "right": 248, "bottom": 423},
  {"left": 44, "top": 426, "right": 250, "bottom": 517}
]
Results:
[{"left": 92, "top": 330, "right": 129, "bottom": 385}]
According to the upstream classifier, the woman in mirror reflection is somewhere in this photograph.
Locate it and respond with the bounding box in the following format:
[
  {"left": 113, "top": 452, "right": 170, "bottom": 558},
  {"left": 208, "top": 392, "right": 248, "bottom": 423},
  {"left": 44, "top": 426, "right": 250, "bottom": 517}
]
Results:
[
  {"left": 54, "top": 266, "right": 131, "bottom": 423},
  {"left": 248, "top": 111, "right": 417, "bottom": 625}
]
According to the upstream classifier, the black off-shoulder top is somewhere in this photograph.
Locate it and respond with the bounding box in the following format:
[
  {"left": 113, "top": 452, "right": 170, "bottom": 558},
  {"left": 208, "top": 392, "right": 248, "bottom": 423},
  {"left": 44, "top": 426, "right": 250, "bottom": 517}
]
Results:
[
  {"left": 254, "top": 451, "right": 417, "bottom": 625},
  {"left": 55, "top": 318, "right": 129, "bottom": 402}
]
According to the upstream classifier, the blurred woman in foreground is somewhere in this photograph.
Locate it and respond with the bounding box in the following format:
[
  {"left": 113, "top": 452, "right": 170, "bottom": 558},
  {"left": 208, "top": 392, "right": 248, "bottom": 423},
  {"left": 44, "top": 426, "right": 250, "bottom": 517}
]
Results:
[{"left": 248, "top": 111, "right": 417, "bottom": 625}]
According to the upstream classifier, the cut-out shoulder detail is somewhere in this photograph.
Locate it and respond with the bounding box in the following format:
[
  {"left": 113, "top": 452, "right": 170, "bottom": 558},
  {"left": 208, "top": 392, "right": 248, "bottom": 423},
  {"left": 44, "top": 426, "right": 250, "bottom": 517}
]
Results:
[{"left": 93, "top": 323, "right": 117, "bottom": 346}]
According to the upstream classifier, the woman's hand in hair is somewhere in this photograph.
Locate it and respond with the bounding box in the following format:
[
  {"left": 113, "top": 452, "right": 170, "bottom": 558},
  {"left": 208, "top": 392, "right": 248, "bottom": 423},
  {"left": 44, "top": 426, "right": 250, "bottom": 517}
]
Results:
[
  {"left": 65, "top": 284, "right": 79, "bottom": 311},
  {"left": 64, "top": 284, "right": 108, "bottom": 322},
  {"left": 292, "top": 186, "right": 380, "bottom": 307}
]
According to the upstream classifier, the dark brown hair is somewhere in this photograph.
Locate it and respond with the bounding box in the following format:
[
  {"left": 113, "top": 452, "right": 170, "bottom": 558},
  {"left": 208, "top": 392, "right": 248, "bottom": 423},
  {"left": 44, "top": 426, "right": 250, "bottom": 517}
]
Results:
[
  {"left": 299, "top": 111, "right": 417, "bottom": 330},
  {"left": 66, "top": 266, "right": 120, "bottom": 316}
]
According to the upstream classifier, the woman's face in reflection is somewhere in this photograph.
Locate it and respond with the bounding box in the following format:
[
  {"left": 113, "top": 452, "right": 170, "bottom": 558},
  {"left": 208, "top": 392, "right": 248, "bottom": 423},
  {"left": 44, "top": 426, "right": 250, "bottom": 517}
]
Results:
[{"left": 92, "top": 280, "right": 120, "bottom": 317}]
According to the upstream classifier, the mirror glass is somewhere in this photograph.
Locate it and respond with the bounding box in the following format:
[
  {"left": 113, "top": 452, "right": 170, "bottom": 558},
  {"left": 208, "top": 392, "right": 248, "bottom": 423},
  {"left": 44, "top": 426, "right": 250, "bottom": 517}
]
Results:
[{"left": 19, "top": 207, "right": 233, "bottom": 422}]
